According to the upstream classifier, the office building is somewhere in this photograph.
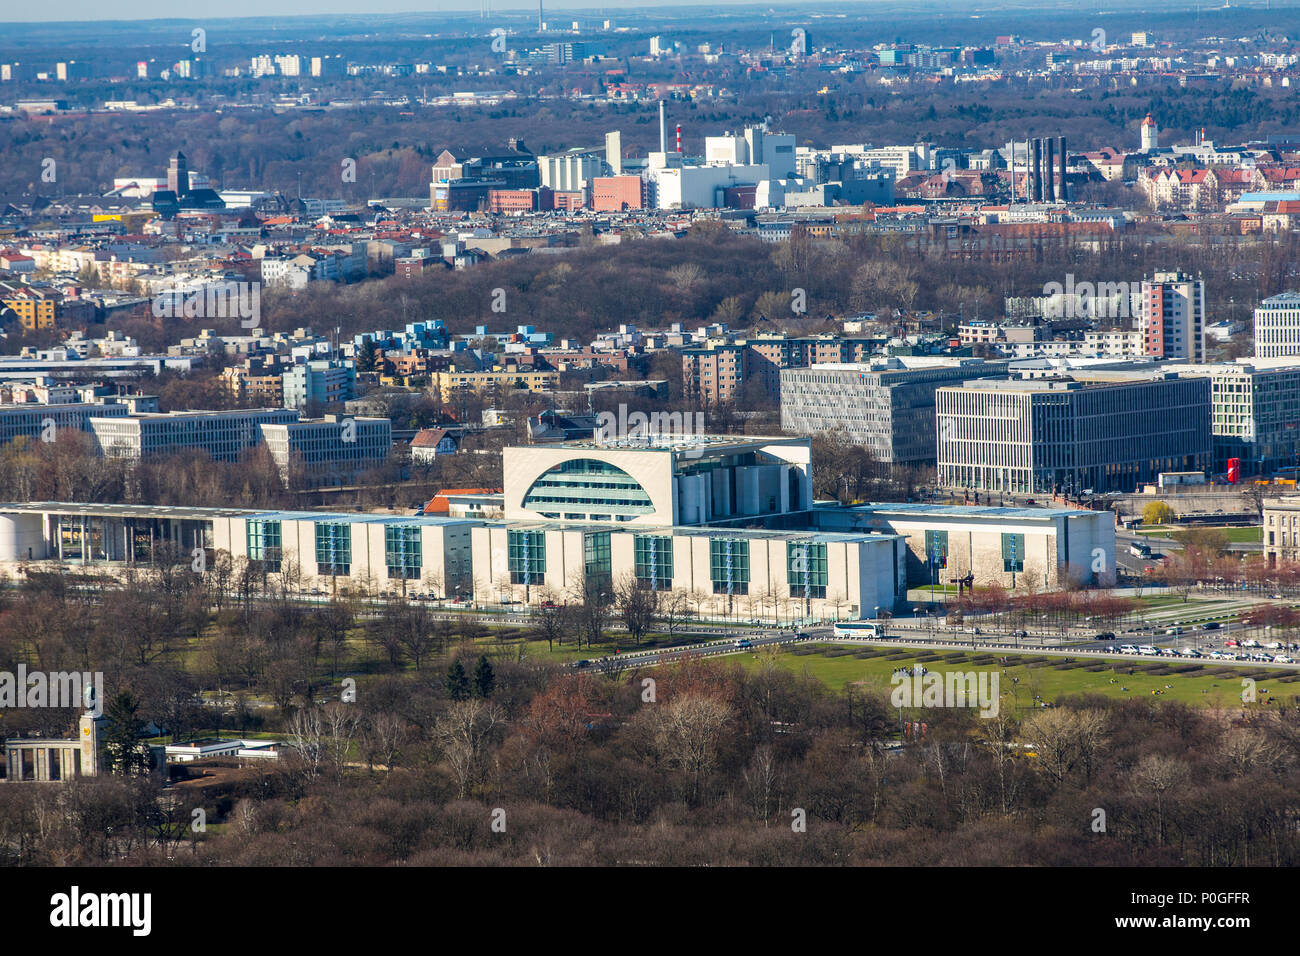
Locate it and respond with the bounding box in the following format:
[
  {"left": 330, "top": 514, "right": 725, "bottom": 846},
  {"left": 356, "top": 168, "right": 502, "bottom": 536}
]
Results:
[
  {"left": 1263, "top": 497, "right": 1300, "bottom": 565},
  {"left": 780, "top": 358, "right": 1008, "bottom": 464},
  {"left": 0, "top": 401, "right": 130, "bottom": 445},
  {"left": 936, "top": 373, "right": 1212, "bottom": 494},
  {"left": 89, "top": 409, "right": 299, "bottom": 462},
  {"left": 0, "top": 503, "right": 476, "bottom": 597},
  {"left": 1253, "top": 292, "right": 1300, "bottom": 359},
  {"left": 1167, "top": 357, "right": 1300, "bottom": 475},
  {"left": 259, "top": 415, "right": 392, "bottom": 485},
  {"left": 815, "top": 502, "right": 1115, "bottom": 591},
  {"left": 503, "top": 435, "right": 813, "bottom": 527}
]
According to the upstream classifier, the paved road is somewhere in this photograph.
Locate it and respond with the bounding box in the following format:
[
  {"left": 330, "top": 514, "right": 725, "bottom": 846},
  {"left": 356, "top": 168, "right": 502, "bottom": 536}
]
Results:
[{"left": 569, "top": 620, "right": 1300, "bottom": 674}]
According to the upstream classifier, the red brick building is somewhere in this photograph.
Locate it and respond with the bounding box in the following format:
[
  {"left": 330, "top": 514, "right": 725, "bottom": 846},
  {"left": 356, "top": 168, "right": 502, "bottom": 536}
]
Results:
[{"left": 591, "top": 176, "right": 644, "bottom": 211}]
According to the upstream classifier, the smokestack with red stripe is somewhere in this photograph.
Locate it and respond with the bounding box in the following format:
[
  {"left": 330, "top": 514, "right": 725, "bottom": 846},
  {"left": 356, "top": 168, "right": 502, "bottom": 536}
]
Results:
[{"left": 675, "top": 124, "right": 681, "bottom": 154}]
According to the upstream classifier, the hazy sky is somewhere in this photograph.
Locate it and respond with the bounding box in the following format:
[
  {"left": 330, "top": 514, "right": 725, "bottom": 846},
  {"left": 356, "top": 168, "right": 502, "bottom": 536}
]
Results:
[{"left": 2, "top": 0, "right": 786, "bottom": 23}]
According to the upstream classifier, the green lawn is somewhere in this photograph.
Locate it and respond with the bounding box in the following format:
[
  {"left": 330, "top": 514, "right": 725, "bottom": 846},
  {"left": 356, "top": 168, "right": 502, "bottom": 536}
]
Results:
[
  {"left": 740, "top": 644, "right": 1300, "bottom": 712},
  {"left": 1136, "top": 525, "right": 1262, "bottom": 543}
]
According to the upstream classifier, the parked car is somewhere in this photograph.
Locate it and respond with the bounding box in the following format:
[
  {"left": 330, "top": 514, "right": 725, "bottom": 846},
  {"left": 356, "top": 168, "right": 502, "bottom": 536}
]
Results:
[
  {"left": 1274, "top": 655, "right": 1294, "bottom": 664},
  {"left": 1242, "top": 639, "right": 1260, "bottom": 648},
  {"left": 1180, "top": 647, "right": 1202, "bottom": 657},
  {"left": 1119, "top": 644, "right": 1140, "bottom": 654},
  {"left": 1137, "top": 645, "right": 1160, "bottom": 655},
  {"left": 575, "top": 660, "right": 592, "bottom": 669}
]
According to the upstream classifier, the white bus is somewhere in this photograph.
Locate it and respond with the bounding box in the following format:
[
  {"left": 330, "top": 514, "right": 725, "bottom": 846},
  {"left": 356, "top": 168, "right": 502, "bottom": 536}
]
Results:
[{"left": 833, "top": 621, "right": 880, "bottom": 639}]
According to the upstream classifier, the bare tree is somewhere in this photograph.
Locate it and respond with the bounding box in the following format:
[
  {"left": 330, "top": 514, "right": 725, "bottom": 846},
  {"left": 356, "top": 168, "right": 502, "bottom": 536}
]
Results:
[
  {"left": 615, "top": 573, "right": 659, "bottom": 647},
  {"left": 653, "top": 691, "right": 732, "bottom": 805},
  {"left": 361, "top": 711, "right": 412, "bottom": 772},
  {"left": 434, "top": 699, "right": 505, "bottom": 798}
]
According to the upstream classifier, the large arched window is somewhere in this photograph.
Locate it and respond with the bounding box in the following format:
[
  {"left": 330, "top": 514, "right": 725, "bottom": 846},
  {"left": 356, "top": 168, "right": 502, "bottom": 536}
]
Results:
[{"left": 521, "top": 458, "right": 653, "bottom": 518}]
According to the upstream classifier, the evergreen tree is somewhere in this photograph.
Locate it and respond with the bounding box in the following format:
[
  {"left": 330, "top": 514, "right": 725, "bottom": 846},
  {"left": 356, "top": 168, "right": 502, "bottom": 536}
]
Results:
[
  {"left": 103, "top": 690, "right": 153, "bottom": 776},
  {"left": 445, "top": 660, "right": 470, "bottom": 701},
  {"left": 472, "top": 654, "right": 495, "bottom": 699}
]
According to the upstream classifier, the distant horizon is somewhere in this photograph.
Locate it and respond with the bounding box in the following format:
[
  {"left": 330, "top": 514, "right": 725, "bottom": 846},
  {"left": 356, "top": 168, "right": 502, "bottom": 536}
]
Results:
[
  {"left": 0, "top": 0, "right": 1206, "bottom": 26},
  {"left": 2, "top": 0, "right": 854, "bottom": 25}
]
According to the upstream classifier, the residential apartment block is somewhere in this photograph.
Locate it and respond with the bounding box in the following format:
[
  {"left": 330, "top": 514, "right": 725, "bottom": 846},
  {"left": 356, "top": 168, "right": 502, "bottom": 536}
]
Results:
[
  {"left": 430, "top": 367, "right": 560, "bottom": 403},
  {"left": 282, "top": 359, "right": 356, "bottom": 410},
  {"left": 1140, "top": 271, "right": 1205, "bottom": 362},
  {"left": 681, "top": 334, "right": 882, "bottom": 405}
]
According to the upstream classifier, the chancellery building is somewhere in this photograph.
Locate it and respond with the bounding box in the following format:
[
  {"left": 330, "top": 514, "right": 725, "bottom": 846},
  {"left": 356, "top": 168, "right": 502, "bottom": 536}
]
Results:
[{"left": 0, "top": 434, "right": 1114, "bottom": 622}]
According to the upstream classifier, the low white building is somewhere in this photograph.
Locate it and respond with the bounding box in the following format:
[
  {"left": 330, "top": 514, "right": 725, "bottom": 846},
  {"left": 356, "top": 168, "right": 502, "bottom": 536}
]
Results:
[{"left": 0, "top": 503, "right": 478, "bottom": 598}]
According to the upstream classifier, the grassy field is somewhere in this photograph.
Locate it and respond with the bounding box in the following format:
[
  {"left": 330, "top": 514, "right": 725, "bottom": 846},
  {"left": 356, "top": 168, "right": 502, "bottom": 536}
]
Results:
[
  {"left": 1136, "top": 525, "right": 1262, "bottom": 543},
  {"left": 740, "top": 643, "right": 1300, "bottom": 712}
]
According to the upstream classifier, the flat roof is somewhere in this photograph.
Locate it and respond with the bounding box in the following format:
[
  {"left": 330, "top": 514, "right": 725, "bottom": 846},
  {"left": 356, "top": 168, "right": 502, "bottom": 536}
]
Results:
[
  {"left": 485, "top": 518, "right": 901, "bottom": 544},
  {"left": 0, "top": 502, "right": 480, "bottom": 526},
  {"left": 539, "top": 434, "right": 807, "bottom": 453},
  {"left": 838, "top": 502, "right": 1081, "bottom": 520}
]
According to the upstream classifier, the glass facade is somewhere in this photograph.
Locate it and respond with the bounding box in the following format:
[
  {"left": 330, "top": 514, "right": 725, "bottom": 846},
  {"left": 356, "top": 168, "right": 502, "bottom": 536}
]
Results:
[
  {"left": 633, "top": 535, "right": 673, "bottom": 590},
  {"left": 786, "top": 541, "right": 827, "bottom": 599},
  {"left": 384, "top": 524, "right": 422, "bottom": 580},
  {"left": 584, "top": 531, "right": 612, "bottom": 588},
  {"left": 507, "top": 530, "right": 546, "bottom": 585},
  {"left": 1001, "top": 532, "right": 1025, "bottom": 573},
  {"left": 522, "top": 458, "right": 654, "bottom": 520},
  {"left": 247, "top": 519, "right": 283, "bottom": 573},
  {"left": 315, "top": 522, "right": 352, "bottom": 576},
  {"left": 924, "top": 529, "right": 949, "bottom": 571},
  {"left": 709, "top": 538, "right": 750, "bottom": 595}
]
